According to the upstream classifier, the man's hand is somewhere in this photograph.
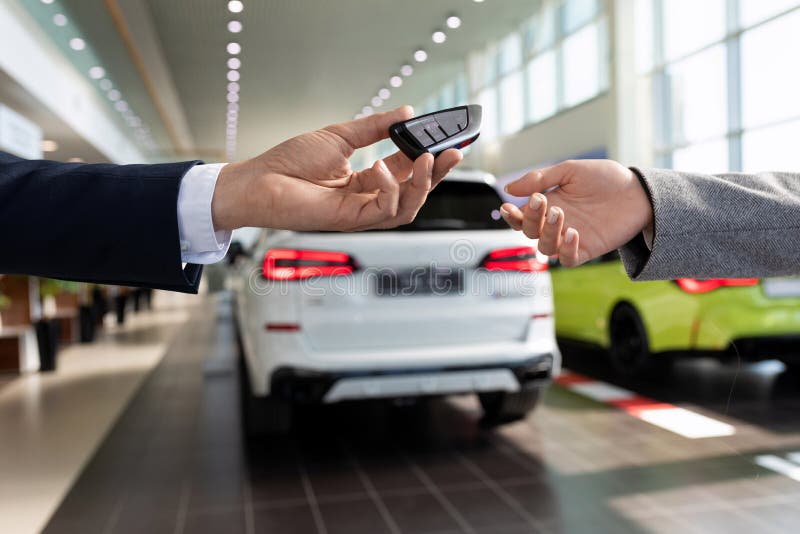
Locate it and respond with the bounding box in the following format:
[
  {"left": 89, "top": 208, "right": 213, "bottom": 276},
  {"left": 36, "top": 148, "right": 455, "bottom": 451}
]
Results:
[
  {"left": 500, "top": 159, "right": 654, "bottom": 267},
  {"left": 212, "top": 106, "right": 462, "bottom": 232}
]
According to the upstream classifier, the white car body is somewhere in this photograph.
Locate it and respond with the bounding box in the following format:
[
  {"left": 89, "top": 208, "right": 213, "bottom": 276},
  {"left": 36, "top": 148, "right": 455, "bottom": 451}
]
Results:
[{"left": 230, "top": 169, "right": 560, "bottom": 408}]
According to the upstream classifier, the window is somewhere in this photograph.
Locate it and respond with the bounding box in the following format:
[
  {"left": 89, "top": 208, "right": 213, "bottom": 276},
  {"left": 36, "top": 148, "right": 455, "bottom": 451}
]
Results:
[
  {"left": 740, "top": 9, "right": 800, "bottom": 129},
  {"left": 562, "top": 21, "right": 602, "bottom": 107},
  {"left": 672, "top": 139, "right": 729, "bottom": 174},
  {"left": 561, "top": 0, "right": 599, "bottom": 34},
  {"left": 499, "top": 71, "right": 524, "bottom": 135},
  {"left": 478, "top": 86, "right": 499, "bottom": 142},
  {"left": 739, "top": 0, "right": 800, "bottom": 27},
  {"left": 742, "top": 120, "right": 800, "bottom": 172},
  {"left": 662, "top": 0, "right": 726, "bottom": 62},
  {"left": 526, "top": 51, "right": 557, "bottom": 122}
]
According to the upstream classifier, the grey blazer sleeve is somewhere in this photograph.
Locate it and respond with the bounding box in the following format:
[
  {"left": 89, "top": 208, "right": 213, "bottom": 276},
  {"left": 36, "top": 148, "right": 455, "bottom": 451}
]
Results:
[{"left": 619, "top": 167, "right": 800, "bottom": 280}]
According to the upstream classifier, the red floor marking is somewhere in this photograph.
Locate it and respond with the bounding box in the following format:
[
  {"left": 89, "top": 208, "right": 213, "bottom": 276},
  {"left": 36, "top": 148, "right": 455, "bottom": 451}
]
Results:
[
  {"left": 609, "top": 396, "right": 674, "bottom": 415},
  {"left": 554, "top": 371, "right": 594, "bottom": 386}
]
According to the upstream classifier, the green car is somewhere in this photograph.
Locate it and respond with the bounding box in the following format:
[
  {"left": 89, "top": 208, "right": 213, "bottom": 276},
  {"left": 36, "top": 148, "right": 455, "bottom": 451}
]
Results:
[{"left": 550, "top": 251, "right": 800, "bottom": 376}]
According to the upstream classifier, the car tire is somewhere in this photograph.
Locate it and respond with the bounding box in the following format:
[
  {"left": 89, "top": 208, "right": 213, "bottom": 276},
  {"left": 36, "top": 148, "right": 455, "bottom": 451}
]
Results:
[
  {"left": 238, "top": 354, "right": 293, "bottom": 438},
  {"left": 609, "top": 303, "right": 653, "bottom": 377},
  {"left": 479, "top": 387, "right": 541, "bottom": 425}
]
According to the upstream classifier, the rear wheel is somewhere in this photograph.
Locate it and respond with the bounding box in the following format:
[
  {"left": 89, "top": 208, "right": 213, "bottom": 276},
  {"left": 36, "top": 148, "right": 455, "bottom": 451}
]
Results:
[
  {"left": 479, "top": 387, "right": 541, "bottom": 425},
  {"left": 238, "top": 353, "right": 293, "bottom": 437},
  {"left": 609, "top": 303, "right": 671, "bottom": 378}
]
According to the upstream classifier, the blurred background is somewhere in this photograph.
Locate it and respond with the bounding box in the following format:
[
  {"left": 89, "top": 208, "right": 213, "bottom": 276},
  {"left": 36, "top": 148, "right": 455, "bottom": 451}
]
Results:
[{"left": 3, "top": 1, "right": 800, "bottom": 533}]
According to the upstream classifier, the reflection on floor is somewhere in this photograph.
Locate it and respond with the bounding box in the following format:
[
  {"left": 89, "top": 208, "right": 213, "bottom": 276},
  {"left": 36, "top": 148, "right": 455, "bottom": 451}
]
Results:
[{"left": 33, "top": 296, "right": 800, "bottom": 533}]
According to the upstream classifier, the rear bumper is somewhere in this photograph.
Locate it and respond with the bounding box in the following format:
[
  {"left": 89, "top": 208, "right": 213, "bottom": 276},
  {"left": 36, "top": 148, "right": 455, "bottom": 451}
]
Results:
[{"left": 269, "top": 353, "right": 555, "bottom": 404}]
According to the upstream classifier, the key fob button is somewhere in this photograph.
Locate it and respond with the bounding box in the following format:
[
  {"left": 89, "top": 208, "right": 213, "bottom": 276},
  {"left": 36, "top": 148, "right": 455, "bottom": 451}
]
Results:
[{"left": 434, "top": 109, "right": 468, "bottom": 136}]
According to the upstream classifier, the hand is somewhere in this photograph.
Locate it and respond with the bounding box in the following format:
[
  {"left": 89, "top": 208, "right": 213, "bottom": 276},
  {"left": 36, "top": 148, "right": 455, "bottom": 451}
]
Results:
[
  {"left": 212, "top": 106, "right": 462, "bottom": 232},
  {"left": 500, "top": 159, "right": 654, "bottom": 267}
]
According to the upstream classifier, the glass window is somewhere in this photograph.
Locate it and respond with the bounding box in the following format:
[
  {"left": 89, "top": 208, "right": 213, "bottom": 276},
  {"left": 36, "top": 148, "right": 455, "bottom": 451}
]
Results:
[
  {"left": 740, "top": 9, "right": 800, "bottom": 129},
  {"left": 526, "top": 50, "right": 558, "bottom": 122},
  {"left": 524, "top": 3, "right": 557, "bottom": 55},
  {"left": 454, "top": 73, "right": 468, "bottom": 105},
  {"left": 438, "top": 83, "right": 455, "bottom": 109},
  {"left": 562, "top": 0, "right": 599, "bottom": 34},
  {"left": 740, "top": 0, "right": 800, "bottom": 28},
  {"left": 663, "top": 0, "right": 726, "bottom": 61},
  {"left": 562, "top": 22, "right": 601, "bottom": 107},
  {"left": 666, "top": 44, "right": 727, "bottom": 145},
  {"left": 499, "top": 33, "right": 522, "bottom": 76},
  {"left": 634, "top": 0, "right": 655, "bottom": 72},
  {"left": 478, "top": 86, "right": 499, "bottom": 142},
  {"left": 671, "top": 138, "right": 729, "bottom": 173},
  {"left": 468, "top": 51, "right": 490, "bottom": 92},
  {"left": 499, "top": 71, "right": 525, "bottom": 135},
  {"left": 742, "top": 119, "right": 800, "bottom": 172}
]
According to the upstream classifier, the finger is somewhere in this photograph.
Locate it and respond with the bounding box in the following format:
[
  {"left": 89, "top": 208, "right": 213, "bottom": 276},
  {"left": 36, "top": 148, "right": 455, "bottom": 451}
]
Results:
[
  {"left": 500, "top": 203, "right": 524, "bottom": 231},
  {"left": 521, "top": 193, "right": 547, "bottom": 240},
  {"left": 382, "top": 150, "right": 414, "bottom": 180},
  {"left": 431, "top": 149, "right": 463, "bottom": 187},
  {"left": 559, "top": 228, "right": 581, "bottom": 267},
  {"left": 537, "top": 206, "right": 564, "bottom": 256},
  {"left": 354, "top": 159, "right": 401, "bottom": 227},
  {"left": 505, "top": 162, "right": 571, "bottom": 197},
  {"left": 324, "top": 106, "right": 414, "bottom": 150},
  {"left": 388, "top": 153, "right": 433, "bottom": 227}
]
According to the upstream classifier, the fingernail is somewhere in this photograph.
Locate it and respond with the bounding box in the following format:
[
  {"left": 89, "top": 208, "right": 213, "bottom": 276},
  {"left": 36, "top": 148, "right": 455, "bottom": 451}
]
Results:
[
  {"left": 504, "top": 185, "right": 510, "bottom": 194},
  {"left": 530, "top": 194, "right": 543, "bottom": 210},
  {"left": 547, "top": 207, "right": 559, "bottom": 225},
  {"left": 565, "top": 227, "right": 576, "bottom": 244},
  {"left": 500, "top": 207, "right": 509, "bottom": 217},
  {"left": 375, "top": 159, "right": 388, "bottom": 173}
]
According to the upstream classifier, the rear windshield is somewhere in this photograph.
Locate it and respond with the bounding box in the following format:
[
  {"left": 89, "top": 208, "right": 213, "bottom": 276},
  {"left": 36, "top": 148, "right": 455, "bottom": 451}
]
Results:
[{"left": 389, "top": 180, "right": 507, "bottom": 231}]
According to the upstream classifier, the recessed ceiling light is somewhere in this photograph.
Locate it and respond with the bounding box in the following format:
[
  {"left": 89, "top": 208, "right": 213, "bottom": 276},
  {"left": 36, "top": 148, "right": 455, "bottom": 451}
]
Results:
[
  {"left": 99, "top": 79, "right": 112, "bottom": 90},
  {"left": 114, "top": 100, "right": 128, "bottom": 112},
  {"left": 227, "top": 82, "right": 240, "bottom": 92},
  {"left": 41, "top": 0, "right": 55, "bottom": 4},
  {"left": 390, "top": 75, "right": 403, "bottom": 88},
  {"left": 400, "top": 64, "right": 413, "bottom": 76},
  {"left": 378, "top": 88, "right": 391, "bottom": 100},
  {"left": 227, "top": 42, "right": 241, "bottom": 55},
  {"left": 371, "top": 96, "right": 383, "bottom": 107},
  {"left": 432, "top": 31, "right": 446, "bottom": 44},
  {"left": 413, "top": 49, "right": 427, "bottom": 62},
  {"left": 474, "top": 0, "right": 484, "bottom": 3},
  {"left": 88, "top": 66, "right": 105, "bottom": 79},
  {"left": 227, "top": 57, "right": 241, "bottom": 69},
  {"left": 228, "top": 20, "right": 242, "bottom": 33},
  {"left": 227, "top": 70, "right": 240, "bottom": 81},
  {"left": 69, "top": 38, "right": 86, "bottom": 51},
  {"left": 446, "top": 15, "right": 461, "bottom": 29},
  {"left": 362, "top": 106, "right": 374, "bottom": 115},
  {"left": 227, "top": 92, "right": 239, "bottom": 103},
  {"left": 42, "top": 140, "right": 58, "bottom": 152},
  {"left": 228, "top": 0, "right": 244, "bottom": 13},
  {"left": 107, "top": 89, "right": 121, "bottom": 101},
  {"left": 228, "top": 102, "right": 239, "bottom": 112},
  {"left": 53, "top": 13, "right": 67, "bottom": 26}
]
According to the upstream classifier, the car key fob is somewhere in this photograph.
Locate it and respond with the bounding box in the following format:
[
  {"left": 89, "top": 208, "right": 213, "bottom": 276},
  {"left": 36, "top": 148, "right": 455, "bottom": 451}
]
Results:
[{"left": 388, "top": 104, "right": 482, "bottom": 160}]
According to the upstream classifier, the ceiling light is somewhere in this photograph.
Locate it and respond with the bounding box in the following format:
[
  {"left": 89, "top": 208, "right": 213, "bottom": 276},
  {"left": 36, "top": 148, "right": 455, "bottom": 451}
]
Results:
[
  {"left": 371, "top": 96, "right": 383, "bottom": 107},
  {"left": 107, "top": 89, "right": 121, "bottom": 101},
  {"left": 228, "top": 20, "right": 242, "bottom": 33},
  {"left": 227, "top": 92, "right": 239, "bottom": 103},
  {"left": 227, "top": 70, "right": 240, "bottom": 81},
  {"left": 227, "top": 57, "right": 241, "bottom": 69},
  {"left": 99, "top": 79, "right": 112, "bottom": 90},
  {"left": 42, "top": 140, "right": 58, "bottom": 152},
  {"left": 378, "top": 88, "right": 391, "bottom": 100},
  {"left": 413, "top": 49, "right": 427, "bottom": 62},
  {"left": 390, "top": 75, "right": 403, "bottom": 88},
  {"left": 228, "top": 102, "right": 239, "bottom": 112},
  {"left": 69, "top": 38, "right": 86, "bottom": 51},
  {"left": 446, "top": 15, "right": 461, "bottom": 29},
  {"left": 474, "top": 0, "right": 484, "bottom": 3},
  {"left": 128, "top": 116, "right": 141, "bottom": 127},
  {"left": 432, "top": 31, "right": 446, "bottom": 44},
  {"left": 53, "top": 13, "right": 67, "bottom": 26},
  {"left": 41, "top": 0, "right": 55, "bottom": 4},
  {"left": 227, "top": 42, "right": 241, "bottom": 55},
  {"left": 361, "top": 106, "right": 373, "bottom": 115},
  {"left": 88, "top": 66, "right": 105, "bottom": 79},
  {"left": 227, "top": 82, "right": 240, "bottom": 92},
  {"left": 115, "top": 100, "right": 128, "bottom": 112},
  {"left": 228, "top": 0, "right": 244, "bottom": 13},
  {"left": 400, "top": 64, "right": 413, "bottom": 76}
]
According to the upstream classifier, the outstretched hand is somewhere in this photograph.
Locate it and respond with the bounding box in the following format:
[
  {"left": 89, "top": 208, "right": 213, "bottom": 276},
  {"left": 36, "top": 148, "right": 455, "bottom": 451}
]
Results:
[
  {"left": 212, "top": 106, "right": 462, "bottom": 232},
  {"left": 499, "top": 159, "right": 654, "bottom": 267}
]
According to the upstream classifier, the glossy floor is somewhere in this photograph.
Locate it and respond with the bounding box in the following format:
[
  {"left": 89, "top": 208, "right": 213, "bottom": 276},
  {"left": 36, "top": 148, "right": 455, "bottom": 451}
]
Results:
[{"left": 20, "top": 296, "right": 800, "bottom": 533}]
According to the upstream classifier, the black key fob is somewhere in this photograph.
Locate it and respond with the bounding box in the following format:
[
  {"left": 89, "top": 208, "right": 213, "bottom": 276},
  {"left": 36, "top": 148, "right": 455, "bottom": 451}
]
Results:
[{"left": 388, "top": 104, "right": 482, "bottom": 160}]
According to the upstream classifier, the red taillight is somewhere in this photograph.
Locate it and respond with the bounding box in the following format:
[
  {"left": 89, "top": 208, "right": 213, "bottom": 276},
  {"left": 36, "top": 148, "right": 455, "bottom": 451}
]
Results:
[
  {"left": 263, "top": 249, "right": 356, "bottom": 280},
  {"left": 480, "top": 246, "right": 547, "bottom": 272},
  {"left": 675, "top": 278, "right": 759, "bottom": 294},
  {"left": 265, "top": 323, "right": 301, "bottom": 332}
]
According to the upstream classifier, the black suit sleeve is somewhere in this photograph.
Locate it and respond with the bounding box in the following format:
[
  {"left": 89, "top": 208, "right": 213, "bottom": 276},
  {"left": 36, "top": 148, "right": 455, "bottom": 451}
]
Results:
[{"left": 0, "top": 151, "right": 205, "bottom": 293}]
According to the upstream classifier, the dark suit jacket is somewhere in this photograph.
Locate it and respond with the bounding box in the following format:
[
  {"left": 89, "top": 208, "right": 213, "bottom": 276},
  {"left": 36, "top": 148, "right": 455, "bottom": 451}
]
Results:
[{"left": 0, "top": 151, "right": 204, "bottom": 293}]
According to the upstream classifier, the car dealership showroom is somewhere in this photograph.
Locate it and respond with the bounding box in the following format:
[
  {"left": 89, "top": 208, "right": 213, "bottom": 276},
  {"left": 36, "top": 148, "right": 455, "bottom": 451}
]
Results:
[{"left": 3, "top": 0, "right": 800, "bottom": 533}]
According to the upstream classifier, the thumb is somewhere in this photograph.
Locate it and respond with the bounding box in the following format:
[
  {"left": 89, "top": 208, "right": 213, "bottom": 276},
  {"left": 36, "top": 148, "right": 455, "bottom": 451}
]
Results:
[
  {"left": 324, "top": 106, "right": 414, "bottom": 150},
  {"left": 504, "top": 164, "right": 570, "bottom": 197}
]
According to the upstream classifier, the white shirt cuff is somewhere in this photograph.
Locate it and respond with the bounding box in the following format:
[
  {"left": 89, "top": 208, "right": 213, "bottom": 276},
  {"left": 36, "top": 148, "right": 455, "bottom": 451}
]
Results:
[{"left": 177, "top": 163, "right": 232, "bottom": 264}]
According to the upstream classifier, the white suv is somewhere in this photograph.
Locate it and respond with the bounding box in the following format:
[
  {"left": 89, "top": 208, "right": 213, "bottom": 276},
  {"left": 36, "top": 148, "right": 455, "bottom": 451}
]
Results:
[{"left": 230, "top": 169, "right": 560, "bottom": 434}]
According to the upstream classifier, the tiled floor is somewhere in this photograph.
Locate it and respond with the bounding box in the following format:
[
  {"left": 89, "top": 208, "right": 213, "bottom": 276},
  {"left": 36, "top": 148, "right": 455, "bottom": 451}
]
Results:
[{"left": 38, "top": 295, "right": 800, "bottom": 533}]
